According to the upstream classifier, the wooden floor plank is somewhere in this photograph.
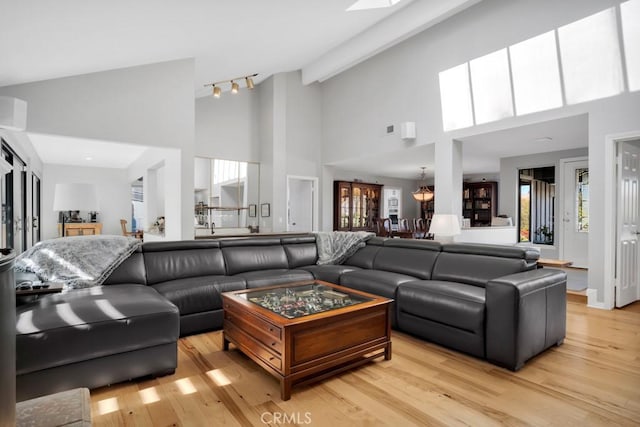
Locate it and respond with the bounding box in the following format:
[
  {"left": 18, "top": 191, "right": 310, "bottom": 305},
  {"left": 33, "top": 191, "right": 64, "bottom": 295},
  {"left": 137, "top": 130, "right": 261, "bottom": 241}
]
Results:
[{"left": 91, "top": 301, "right": 640, "bottom": 426}]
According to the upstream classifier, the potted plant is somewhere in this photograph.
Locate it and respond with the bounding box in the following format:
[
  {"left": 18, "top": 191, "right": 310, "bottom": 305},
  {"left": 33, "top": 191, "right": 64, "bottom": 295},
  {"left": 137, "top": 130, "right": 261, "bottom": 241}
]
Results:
[{"left": 535, "top": 225, "right": 553, "bottom": 244}]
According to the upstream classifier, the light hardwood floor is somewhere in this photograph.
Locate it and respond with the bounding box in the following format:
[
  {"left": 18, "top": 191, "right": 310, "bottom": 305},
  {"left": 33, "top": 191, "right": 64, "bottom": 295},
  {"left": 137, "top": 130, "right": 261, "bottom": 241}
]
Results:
[{"left": 91, "top": 301, "right": 640, "bottom": 426}]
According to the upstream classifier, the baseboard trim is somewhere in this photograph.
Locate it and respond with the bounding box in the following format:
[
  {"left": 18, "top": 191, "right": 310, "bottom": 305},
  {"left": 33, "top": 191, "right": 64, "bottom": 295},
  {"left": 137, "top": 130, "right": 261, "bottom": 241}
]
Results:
[{"left": 567, "top": 290, "right": 587, "bottom": 304}]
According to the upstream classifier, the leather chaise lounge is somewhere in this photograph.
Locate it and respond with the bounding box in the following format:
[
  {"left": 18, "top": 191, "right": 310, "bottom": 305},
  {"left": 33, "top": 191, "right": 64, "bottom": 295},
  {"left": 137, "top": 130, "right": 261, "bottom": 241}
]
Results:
[{"left": 15, "top": 235, "right": 567, "bottom": 400}]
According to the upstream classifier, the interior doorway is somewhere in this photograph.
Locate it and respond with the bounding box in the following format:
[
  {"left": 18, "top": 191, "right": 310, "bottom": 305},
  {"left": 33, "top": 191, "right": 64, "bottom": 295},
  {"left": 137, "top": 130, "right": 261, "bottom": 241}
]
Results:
[{"left": 286, "top": 176, "right": 318, "bottom": 233}]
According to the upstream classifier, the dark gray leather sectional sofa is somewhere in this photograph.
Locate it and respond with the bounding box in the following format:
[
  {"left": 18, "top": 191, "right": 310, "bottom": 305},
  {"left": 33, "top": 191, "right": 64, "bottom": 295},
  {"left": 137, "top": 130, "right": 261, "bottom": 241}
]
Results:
[{"left": 16, "top": 235, "right": 566, "bottom": 400}]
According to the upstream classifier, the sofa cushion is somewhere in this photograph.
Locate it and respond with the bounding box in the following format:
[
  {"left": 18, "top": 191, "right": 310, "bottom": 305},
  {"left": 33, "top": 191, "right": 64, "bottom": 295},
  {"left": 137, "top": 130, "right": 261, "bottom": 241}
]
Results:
[
  {"left": 340, "top": 269, "right": 415, "bottom": 299},
  {"left": 373, "top": 240, "right": 441, "bottom": 280},
  {"left": 343, "top": 245, "right": 382, "bottom": 269},
  {"left": 397, "top": 280, "right": 485, "bottom": 333},
  {"left": 282, "top": 236, "right": 318, "bottom": 268},
  {"left": 432, "top": 243, "right": 537, "bottom": 288},
  {"left": 233, "top": 269, "right": 314, "bottom": 288},
  {"left": 222, "top": 242, "right": 289, "bottom": 275},
  {"left": 16, "top": 284, "right": 179, "bottom": 376},
  {"left": 151, "top": 275, "right": 246, "bottom": 315},
  {"left": 143, "top": 241, "right": 226, "bottom": 285},
  {"left": 103, "top": 248, "right": 146, "bottom": 285},
  {"left": 299, "top": 264, "right": 361, "bottom": 284}
]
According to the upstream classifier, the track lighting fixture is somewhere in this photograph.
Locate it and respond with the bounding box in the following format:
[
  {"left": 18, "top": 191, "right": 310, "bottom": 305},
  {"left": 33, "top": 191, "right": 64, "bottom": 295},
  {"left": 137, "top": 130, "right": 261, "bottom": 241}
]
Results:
[{"left": 204, "top": 73, "right": 258, "bottom": 98}]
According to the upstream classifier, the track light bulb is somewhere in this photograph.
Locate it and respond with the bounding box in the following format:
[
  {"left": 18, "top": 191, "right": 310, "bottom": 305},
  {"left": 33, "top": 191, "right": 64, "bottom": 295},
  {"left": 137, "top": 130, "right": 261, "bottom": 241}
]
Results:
[
  {"left": 231, "top": 81, "right": 239, "bottom": 94},
  {"left": 213, "top": 85, "right": 221, "bottom": 98},
  {"left": 246, "top": 76, "right": 255, "bottom": 89}
]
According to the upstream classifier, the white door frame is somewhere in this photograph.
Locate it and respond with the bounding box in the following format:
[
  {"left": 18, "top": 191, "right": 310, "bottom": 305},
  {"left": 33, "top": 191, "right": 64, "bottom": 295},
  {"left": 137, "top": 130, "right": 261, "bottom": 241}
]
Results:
[
  {"left": 598, "top": 130, "right": 640, "bottom": 309},
  {"left": 286, "top": 175, "right": 319, "bottom": 232},
  {"left": 558, "top": 156, "right": 588, "bottom": 266}
]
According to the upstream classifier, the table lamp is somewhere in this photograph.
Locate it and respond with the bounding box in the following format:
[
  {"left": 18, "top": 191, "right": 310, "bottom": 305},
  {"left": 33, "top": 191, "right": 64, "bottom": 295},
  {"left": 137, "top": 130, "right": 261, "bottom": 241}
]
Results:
[
  {"left": 428, "top": 214, "right": 461, "bottom": 243},
  {"left": 53, "top": 183, "right": 99, "bottom": 237}
]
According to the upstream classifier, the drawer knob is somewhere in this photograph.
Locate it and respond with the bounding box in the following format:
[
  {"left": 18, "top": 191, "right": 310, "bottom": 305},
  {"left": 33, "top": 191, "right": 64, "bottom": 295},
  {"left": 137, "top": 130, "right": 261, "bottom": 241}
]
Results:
[
  {"left": 271, "top": 342, "right": 276, "bottom": 346},
  {"left": 269, "top": 357, "right": 275, "bottom": 361},
  {"left": 268, "top": 328, "right": 274, "bottom": 332}
]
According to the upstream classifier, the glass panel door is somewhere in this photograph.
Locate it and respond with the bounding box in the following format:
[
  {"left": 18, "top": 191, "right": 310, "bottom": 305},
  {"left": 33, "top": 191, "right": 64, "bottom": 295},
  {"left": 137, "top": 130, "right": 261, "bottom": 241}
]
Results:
[
  {"left": 576, "top": 168, "right": 589, "bottom": 232},
  {"left": 31, "top": 173, "right": 40, "bottom": 246},
  {"left": 1, "top": 141, "right": 27, "bottom": 252}
]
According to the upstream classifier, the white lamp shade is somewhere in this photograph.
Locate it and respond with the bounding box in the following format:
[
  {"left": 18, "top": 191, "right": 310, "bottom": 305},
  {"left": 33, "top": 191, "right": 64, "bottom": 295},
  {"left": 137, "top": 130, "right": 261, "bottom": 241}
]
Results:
[
  {"left": 53, "top": 183, "right": 99, "bottom": 211},
  {"left": 428, "top": 214, "right": 461, "bottom": 236}
]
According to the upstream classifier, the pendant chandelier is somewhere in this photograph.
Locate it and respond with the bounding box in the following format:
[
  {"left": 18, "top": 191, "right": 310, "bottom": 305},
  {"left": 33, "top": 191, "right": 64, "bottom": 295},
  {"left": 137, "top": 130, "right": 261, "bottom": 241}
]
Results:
[{"left": 412, "top": 167, "right": 434, "bottom": 202}]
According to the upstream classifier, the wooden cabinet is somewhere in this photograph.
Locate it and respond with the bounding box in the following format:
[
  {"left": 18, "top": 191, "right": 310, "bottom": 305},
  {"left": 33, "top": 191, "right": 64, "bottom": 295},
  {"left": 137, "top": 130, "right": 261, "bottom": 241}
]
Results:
[
  {"left": 334, "top": 181, "right": 382, "bottom": 232},
  {"left": 419, "top": 186, "right": 435, "bottom": 222},
  {"left": 58, "top": 223, "right": 103, "bottom": 237},
  {"left": 462, "top": 182, "right": 497, "bottom": 227}
]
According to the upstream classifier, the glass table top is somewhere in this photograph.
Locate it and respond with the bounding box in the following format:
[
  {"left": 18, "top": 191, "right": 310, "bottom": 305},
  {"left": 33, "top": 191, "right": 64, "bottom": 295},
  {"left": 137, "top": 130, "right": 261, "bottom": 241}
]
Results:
[{"left": 238, "top": 282, "right": 372, "bottom": 319}]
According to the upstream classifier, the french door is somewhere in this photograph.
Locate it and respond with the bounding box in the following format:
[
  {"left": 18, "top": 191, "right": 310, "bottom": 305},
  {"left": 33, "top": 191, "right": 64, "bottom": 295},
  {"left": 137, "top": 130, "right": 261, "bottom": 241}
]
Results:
[
  {"left": 1, "top": 141, "right": 27, "bottom": 252},
  {"left": 32, "top": 173, "right": 41, "bottom": 245}
]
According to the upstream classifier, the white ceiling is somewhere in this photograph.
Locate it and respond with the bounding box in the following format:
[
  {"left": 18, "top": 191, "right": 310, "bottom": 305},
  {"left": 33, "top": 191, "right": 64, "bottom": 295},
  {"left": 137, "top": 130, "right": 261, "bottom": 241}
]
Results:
[
  {"left": 329, "top": 114, "right": 589, "bottom": 180},
  {"left": 28, "top": 133, "right": 149, "bottom": 169},
  {"left": 0, "top": 0, "right": 474, "bottom": 96},
  {"left": 1, "top": 0, "right": 482, "bottom": 169}
]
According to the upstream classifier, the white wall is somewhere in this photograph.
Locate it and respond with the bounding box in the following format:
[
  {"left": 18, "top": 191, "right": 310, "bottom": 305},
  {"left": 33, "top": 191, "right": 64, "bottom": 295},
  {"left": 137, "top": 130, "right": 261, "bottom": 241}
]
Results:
[
  {"left": 0, "top": 59, "right": 195, "bottom": 240},
  {"left": 127, "top": 147, "right": 182, "bottom": 241},
  {"left": 319, "top": 0, "right": 640, "bottom": 305},
  {"left": 285, "top": 71, "right": 322, "bottom": 178},
  {"left": 195, "top": 71, "right": 324, "bottom": 233},
  {"left": 42, "top": 164, "right": 130, "bottom": 240},
  {"left": 195, "top": 89, "right": 259, "bottom": 162}
]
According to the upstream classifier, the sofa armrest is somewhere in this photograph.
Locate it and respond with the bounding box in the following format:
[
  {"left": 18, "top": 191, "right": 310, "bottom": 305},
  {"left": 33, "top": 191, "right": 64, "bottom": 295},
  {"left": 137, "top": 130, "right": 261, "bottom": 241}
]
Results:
[{"left": 485, "top": 268, "right": 567, "bottom": 370}]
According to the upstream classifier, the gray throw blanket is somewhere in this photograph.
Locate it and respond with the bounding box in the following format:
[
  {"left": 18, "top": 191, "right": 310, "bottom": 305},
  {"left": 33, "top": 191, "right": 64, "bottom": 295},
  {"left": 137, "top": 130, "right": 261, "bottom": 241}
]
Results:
[
  {"left": 15, "top": 235, "right": 141, "bottom": 291},
  {"left": 313, "top": 231, "right": 375, "bottom": 265}
]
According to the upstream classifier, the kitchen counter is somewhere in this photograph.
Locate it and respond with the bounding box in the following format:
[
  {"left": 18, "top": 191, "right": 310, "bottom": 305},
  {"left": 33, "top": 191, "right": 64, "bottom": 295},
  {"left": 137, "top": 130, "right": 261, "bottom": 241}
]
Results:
[{"left": 195, "top": 231, "right": 310, "bottom": 240}]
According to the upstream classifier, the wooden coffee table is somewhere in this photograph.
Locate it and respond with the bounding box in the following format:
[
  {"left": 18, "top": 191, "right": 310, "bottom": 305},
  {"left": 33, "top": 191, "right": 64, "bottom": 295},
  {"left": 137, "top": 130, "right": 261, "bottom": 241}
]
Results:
[{"left": 222, "top": 280, "right": 392, "bottom": 400}]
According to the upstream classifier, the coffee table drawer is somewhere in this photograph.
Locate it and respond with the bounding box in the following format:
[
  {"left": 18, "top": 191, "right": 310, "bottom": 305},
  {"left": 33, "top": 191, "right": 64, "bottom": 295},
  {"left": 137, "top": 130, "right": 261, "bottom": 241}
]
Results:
[
  {"left": 225, "top": 303, "right": 282, "bottom": 338},
  {"left": 224, "top": 308, "right": 282, "bottom": 353},
  {"left": 225, "top": 322, "right": 282, "bottom": 371}
]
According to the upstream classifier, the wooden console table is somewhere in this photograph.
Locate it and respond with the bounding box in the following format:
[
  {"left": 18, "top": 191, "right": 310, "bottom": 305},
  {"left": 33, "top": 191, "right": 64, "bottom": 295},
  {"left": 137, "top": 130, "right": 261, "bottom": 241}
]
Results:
[
  {"left": 58, "top": 223, "right": 102, "bottom": 237},
  {"left": 538, "top": 258, "right": 573, "bottom": 268}
]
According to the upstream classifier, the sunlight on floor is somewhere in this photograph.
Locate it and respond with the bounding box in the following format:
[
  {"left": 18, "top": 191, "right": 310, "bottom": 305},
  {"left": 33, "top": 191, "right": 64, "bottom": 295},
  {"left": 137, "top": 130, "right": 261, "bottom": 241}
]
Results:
[
  {"left": 175, "top": 378, "right": 197, "bottom": 395},
  {"left": 139, "top": 386, "right": 160, "bottom": 404},
  {"left": 206, "top": 369, "right": 231, "bottom": 386},
  {"left": 97, "top": 397, "right": 119, "bottom": 415}
]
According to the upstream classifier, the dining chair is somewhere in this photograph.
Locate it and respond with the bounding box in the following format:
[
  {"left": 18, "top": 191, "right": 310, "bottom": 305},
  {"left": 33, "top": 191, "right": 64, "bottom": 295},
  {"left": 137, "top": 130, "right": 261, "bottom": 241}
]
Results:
[
  {"left": 120, "top": 219, "right": 143, "bottom": 240},
  {"left": 413, "top": 218, "right": 427, "bottom": 239},
  {"left": 376, "top": 218, "right": 392, "bottom": 237}
]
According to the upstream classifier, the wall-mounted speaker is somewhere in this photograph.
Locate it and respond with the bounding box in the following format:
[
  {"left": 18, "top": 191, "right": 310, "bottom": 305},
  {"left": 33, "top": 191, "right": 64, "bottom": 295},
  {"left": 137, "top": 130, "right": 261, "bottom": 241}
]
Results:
[
  {"left": 400, "top": 122, "right": 416, "bottom": 140},
  {"left": 0, "top": 96, "right": 27, "bottom": 131}
]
